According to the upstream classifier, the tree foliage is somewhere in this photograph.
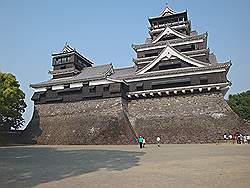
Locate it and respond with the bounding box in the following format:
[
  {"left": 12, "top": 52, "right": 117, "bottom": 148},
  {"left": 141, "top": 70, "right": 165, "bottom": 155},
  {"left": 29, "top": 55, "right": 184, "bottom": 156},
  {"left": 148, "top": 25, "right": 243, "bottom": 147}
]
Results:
[
  {"left": 0, "top": 72, "right": 27, "bottom": 130},
  {"left": 228, "top": 90, "right": 250, "bottom": 120}
]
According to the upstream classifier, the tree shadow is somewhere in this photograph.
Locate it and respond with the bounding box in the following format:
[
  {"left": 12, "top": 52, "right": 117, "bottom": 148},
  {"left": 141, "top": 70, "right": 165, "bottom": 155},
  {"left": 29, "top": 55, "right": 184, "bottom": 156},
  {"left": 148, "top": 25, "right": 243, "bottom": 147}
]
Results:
[{"left": 0, "top": 146, "right": 145, "bottom": 188}]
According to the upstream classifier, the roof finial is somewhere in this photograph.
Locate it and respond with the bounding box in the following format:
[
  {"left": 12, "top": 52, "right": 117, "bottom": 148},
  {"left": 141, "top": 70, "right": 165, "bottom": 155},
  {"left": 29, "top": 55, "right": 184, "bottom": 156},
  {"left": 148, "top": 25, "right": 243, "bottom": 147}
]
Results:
[{"left": 159, "top": 3, "right": 177, "bottom": 17}]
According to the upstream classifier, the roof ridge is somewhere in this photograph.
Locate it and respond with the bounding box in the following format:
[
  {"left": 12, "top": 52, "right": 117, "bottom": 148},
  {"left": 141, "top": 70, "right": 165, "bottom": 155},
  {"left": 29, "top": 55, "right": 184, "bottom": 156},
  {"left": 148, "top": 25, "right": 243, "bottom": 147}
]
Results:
[
  {"left": 114, "top": 66, "right": 135, "bottom": 70},
  {"left": 84, "top": 63, "right": 112, "bottom": 69}
]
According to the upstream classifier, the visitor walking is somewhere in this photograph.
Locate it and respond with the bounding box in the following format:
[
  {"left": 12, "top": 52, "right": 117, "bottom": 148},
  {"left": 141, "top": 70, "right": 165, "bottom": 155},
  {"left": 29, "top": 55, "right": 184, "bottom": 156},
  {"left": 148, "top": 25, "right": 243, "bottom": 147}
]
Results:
[
  {"left": 157, "top": 136, "right": 161, "bottom": 147},
  {"left": 143, "top": 137, "right": 146, "bottom": 148},
  {"left": 247, "top": 135, "right": 250, "bottom": 144},
  {"left": 139, "top": 136, "right": 143, "bottom": 149},
  {"left": 223, "top": 133, "right": 227, "bottom": 140},
  {"left": 240, "top": 134, "right": 243, "bottom": 144},
  {"left": 243, "top": 135, "right": 247, "bottom": 144}
]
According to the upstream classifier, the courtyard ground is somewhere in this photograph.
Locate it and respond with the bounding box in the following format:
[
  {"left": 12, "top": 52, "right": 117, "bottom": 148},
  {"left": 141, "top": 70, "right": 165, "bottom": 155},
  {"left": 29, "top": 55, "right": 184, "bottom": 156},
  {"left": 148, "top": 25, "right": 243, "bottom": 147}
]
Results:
[{"left": 0, "top": 144, "right": 249, "bottom": 188}]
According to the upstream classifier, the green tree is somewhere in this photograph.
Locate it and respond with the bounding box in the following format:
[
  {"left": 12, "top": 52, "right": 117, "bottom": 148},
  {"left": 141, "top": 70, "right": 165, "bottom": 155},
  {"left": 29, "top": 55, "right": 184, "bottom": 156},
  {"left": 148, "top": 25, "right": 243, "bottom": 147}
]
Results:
[
  {"left": 0, "top": 72, "right": 27, "bottom": 130},
  {"left": 228, "top": 90, "right": 250, "bottom": 120}
]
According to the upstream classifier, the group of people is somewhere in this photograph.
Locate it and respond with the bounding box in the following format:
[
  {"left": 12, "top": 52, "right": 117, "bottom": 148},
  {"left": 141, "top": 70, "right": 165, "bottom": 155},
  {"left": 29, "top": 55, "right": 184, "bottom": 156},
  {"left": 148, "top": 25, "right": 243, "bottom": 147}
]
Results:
[
  {"left": 223, "top": 132, "right": 250, "bottom": 144},
  {"left": 138, "top": 136, "right": 161, "bottom": 149}
]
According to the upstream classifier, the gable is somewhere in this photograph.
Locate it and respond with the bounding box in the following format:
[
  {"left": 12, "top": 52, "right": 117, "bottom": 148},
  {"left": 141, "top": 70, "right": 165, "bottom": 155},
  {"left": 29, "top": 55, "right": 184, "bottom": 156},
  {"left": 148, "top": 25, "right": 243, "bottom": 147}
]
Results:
[
  {"left": 159, "top": 5, "right": 177, "bottom": 17},
  {"left": 136, "top": 45, "right": 206, "bottom": 75},
  {"left": 61, "top": 44, "right": 74, "bottom": 53},
  {"left": 148, "top": 58, "right": 195, "bottom": 72},
  {"left": 152, "top": 26, "right": 188, "bottom": 44}
]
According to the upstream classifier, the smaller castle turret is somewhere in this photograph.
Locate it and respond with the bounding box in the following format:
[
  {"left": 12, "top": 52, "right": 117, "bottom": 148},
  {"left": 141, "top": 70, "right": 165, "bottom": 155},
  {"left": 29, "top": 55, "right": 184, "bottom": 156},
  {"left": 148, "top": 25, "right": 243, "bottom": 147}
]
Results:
[{"left": 49, "top": 44, "right": 94, "bottom": 79}]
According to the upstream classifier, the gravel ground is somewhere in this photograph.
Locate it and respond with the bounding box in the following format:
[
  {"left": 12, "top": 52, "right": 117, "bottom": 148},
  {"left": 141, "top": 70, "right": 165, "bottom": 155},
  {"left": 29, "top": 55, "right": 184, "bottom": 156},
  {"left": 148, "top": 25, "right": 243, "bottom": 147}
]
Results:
[{"left": 0, "top": 144, "right": 249, "bottom": 188}]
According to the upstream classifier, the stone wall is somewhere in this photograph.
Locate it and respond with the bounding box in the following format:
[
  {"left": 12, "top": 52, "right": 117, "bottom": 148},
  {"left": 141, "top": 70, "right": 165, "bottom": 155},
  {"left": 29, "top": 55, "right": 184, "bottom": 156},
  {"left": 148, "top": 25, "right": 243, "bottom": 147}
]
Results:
[
  {"left": 127, "top": 92, "right": 250, "bottom": 144},
  {"left": 24, "top": 92, "right": 250, "bottom": 145},
  {"left": 26, "top": 97, "right": 136, "bottom": 145}
]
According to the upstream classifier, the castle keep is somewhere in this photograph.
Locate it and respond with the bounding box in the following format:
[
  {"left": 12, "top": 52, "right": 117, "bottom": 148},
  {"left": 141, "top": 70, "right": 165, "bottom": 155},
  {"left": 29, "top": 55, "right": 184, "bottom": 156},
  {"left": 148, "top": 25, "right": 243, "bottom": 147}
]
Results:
[{"left": 29, "top": 5, "right": 248, "bottom": 144}]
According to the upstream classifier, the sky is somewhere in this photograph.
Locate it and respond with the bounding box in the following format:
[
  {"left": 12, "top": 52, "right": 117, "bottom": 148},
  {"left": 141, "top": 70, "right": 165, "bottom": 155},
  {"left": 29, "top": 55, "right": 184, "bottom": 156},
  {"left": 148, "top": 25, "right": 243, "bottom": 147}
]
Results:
[{"left": 0, "top": 0, "right": 250, "bottom": 128}]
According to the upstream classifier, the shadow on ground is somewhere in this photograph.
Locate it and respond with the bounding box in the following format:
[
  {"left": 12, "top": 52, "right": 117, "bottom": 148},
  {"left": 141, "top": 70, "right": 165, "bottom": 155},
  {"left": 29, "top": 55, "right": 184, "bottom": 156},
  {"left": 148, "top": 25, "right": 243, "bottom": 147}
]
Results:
[{"left": 0, "top": 146, "right": 145, "bottom": 188}]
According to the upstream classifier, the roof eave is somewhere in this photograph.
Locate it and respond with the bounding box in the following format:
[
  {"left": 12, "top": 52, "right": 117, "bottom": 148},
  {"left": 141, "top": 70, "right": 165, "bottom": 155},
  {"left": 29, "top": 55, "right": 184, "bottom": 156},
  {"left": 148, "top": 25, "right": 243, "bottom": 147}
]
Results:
[
  {"left": 52, "top": 50, "right": 94, "bottom": 65},
  {"left": 148, "top": 11, "right": 187, "bottom": 22},
  {"left": 30, "top": 76, "right": 106, "bottom": 89}
]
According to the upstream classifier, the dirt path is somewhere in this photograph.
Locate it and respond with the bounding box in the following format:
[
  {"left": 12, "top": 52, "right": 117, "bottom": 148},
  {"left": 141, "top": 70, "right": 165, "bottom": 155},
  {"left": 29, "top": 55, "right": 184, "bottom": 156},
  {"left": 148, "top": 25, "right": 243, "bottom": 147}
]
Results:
[{"left": 0, "top": 144, "right": 249, "bottom": 188}]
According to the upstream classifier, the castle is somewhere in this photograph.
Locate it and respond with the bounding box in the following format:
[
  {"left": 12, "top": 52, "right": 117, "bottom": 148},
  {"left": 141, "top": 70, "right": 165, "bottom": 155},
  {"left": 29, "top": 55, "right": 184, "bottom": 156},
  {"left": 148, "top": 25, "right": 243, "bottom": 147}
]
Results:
[{"left": 28, "top": 5, "right": 249, "bottom": 144}]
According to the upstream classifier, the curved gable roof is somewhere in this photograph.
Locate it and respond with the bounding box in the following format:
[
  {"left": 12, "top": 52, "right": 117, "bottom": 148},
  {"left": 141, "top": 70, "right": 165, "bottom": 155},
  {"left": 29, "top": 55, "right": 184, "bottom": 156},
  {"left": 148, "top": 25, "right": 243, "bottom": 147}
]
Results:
[
  {"left": 152, "top": 26, "right": 188, "bottom": 43},
  {"left": 136, "top": 45, "right": 207, "bottom": 75}
]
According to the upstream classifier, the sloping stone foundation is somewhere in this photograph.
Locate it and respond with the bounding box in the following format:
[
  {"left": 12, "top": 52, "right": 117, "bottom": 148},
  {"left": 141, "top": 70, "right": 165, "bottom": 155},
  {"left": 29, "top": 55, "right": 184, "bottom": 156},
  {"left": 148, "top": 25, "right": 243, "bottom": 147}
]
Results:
[
  {"left": 127, "top": 92, "right": 250, "bottom": 143},
  {"left": 24, "top": 92, "right": 249, "bottom": 144},
  {"left": 26, "top": 97, "right": 136, "bottom": 145}
]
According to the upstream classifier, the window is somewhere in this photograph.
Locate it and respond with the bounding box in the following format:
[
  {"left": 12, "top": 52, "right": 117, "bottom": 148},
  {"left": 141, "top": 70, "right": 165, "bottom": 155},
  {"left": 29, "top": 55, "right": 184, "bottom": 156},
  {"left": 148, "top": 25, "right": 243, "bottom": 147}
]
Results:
[
  {"left": 82, "top": 83, "right": 88, "bottom": 87},
  {"left": 162, "top": 35, "right": 178, "bottom": 41},
  {"left": 152, "top": 79, "right": 191, "bottom": 89},
  {"left": 56, "top": 58, "right": 62, "bottom": 64},
  {"left": 60, "top": 65, "right": 66, "bottom": 70},
  {"left": 159, "top": 63, "right": 181, "bottom": 70},
  {"left": 200, "top": 77, "right": 208, "bottom": 85},
  {"left": 77, "top": 59, "right": 81, "bottom": 64},
  {"left": 172, "top": 18, "right": 178, "bottom": 23},
  {"left": 89, "top": 86, "right": 96, "bottom": 93},
  {"left": 109, "top": 84, "right": 121, "bottom": 93},
  {"left": 62, "top": 57, "right": 67, "bottom": 63},
  {"left": 103, "top": 85, "right": 110, "bottom": 92},
  {"left": 64, "top": 84, "right": 70, "bottom": 89},
  {"left": 180, "top": 48, "right": 192, "bottom": 52},
  {"left": 145, "top": 52, "right": 158, "bottom": 57},
  {"left": 56, "top": 56, "right": 69, "bottom": 64},
  {"left": 136, "top": 83, "right": 143, "bottom": 91},
  {"left": 200, "top": 79, "right": 208, "bottom": 85}
]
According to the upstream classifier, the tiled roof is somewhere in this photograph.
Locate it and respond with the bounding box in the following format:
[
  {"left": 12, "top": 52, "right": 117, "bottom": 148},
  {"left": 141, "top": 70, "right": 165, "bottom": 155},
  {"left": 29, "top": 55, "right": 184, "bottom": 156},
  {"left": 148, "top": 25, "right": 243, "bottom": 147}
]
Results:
[
  {"left": 133, "top": 48, "right": 210, "bottom": 64},
  {"left": 110, "top": 67, "right": 137, "bottom": 79},
  {"left": 132, "top": 33, "right": 207, "bottom": 51},
  {"left": 77, "top": 64, "right": 112, "bottom": 80},
  {"left": 123, "top": 62, "right": 231, "bottom": 80},
  {"left": 209, "top": 53, "right": 218, "bottom": 64},
  {"left": 31, "top": 64, "right": 113, "bottom": 88},
  {"left": 31, "top": 61, "right": 231, "bottom": 88},
  {"left": 148, "top": 11, "right": 187, "bottom": 21}
]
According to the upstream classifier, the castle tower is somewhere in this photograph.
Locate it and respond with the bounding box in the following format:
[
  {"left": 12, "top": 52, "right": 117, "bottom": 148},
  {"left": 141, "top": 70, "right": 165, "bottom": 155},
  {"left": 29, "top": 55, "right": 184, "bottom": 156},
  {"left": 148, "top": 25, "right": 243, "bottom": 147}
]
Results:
[
  {"left": 123, "top": 5, "right": 248, "bottom": 143},
  {"left": 27, "top": 5, "right": 249, "bottom": 144},
  {"left": 130, "top": 4, "right": 231, "bottom": 96},
  {"left": 49, "top": 44, "right": 93, "bottom": 79}
]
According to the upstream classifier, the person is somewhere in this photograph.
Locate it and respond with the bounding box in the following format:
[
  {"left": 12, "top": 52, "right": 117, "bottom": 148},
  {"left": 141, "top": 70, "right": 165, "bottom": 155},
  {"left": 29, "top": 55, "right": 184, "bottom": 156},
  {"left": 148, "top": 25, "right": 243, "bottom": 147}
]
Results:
[
  {"left": 232, "top": 131, "right": 237, "bottom": 144},
  {"left": 237, "top": 134, "right": 241, "bottom": 144},
  {"left": 240, "top": 134, "right": 243, "bottom": 144},
  {"left": 247, "top": 135, "right": 250, "bottom": 144},
  {"left": 223, "top": 133, "right": 227, "bottom": 140},
  {"left": 243, "top": 135, "right": 247, "bottom": 144},
  {"left": 232, "top": 133, "right": 235, "bottom": 144},
  {"left": 133, "top": 137, "right": 137, "bottom": 144},
  {"left": 142, "top": 137, "right": 146, "bottom": 148},
  {"left": 157, "top": 136, "right": 161, "bottom": 147},
  {"left": 138, "top": 136, "right": 143, "bottom": 149}
]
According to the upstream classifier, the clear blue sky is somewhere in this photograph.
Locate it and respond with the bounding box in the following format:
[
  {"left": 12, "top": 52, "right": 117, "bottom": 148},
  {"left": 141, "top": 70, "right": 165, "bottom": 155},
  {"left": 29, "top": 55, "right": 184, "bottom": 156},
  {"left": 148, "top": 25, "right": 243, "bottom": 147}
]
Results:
[{"left": 0, "top": 0, "right": 250, "bottom": 127}]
